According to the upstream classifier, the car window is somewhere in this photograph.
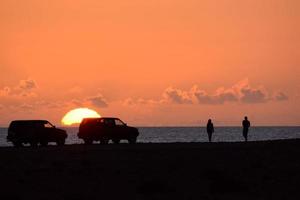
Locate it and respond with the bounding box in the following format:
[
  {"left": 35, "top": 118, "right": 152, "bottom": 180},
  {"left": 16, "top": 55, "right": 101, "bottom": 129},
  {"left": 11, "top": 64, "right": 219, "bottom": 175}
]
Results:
[
  {"left": 81, "top": 119, "right": 88, "bottom": 125},
  {"left": 104, "top": 119, "right": 115, "bottom": 126},
  {"left": 115, "top": 119, "right": 125, "bottom": 126},
  {"left": 44, "top": 122, "right": 53, "bottom": 128}
]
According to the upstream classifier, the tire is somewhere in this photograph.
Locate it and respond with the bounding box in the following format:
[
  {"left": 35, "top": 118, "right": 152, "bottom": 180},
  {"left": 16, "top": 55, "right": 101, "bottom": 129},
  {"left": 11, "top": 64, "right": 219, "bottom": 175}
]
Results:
[
  {"left": 40, "top": 141, "right": 48, "bottom": 147},
  {"left": 12, "top": 140, "right": 23, "bottom": 147},
  {"left": 100, "top": 138, "right": 109, "bottom": 144},
  {"left": 112, "top": 139, "right": 120, "bottom": 144},
  {"left": 128, "top": 137, "right": 137, "bottom": 144},
  {"left": 56, "top": 138, "right": 65, "bottom": 146},
  {"left": 30, "top": 141, "right": 38, "bottom": 147},
  {"left": 83, "top": 139, "right": 93, "bottom": 145}
]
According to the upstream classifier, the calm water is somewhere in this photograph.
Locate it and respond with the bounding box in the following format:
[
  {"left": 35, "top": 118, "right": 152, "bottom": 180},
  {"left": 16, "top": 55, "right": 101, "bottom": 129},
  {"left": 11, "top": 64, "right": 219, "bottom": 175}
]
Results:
[{"left": 0, "top": 127, "right": 300, "bottom": 146}]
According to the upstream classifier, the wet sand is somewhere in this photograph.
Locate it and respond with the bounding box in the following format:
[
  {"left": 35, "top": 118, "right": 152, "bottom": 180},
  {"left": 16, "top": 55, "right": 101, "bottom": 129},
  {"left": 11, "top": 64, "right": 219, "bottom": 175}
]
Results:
[{"left": 0, "top": 139, "right": 299, "bottom": 200}]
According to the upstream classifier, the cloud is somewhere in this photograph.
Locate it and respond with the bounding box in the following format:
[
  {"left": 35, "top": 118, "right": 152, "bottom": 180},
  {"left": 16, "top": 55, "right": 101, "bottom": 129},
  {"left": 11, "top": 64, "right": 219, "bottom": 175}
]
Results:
[
  {"left": 0, "top": 87, "right": 10, "bottom": 96},
  {"left": 88, "top": 94, "right": 108, "bottom": 108},
  {"left": 215, "top": 88, "right": 239, "bottom": 103},
  {"left": 18, "top": 79, "right": 37, "bottom": 90},
  {"left": 19, "top": 103, "right": 35, "bottom": 111},
  {"left": 162, "top": 87, "right": 193, "bottom": 104},
  {"left": 17, "top": 79, "right": 38, "bottom": 97},
  {"left": 274, "top": 92, "right": 289, "bottom": 101},
  {"left": 172, "top": 79, "right": 272, "bottom": 105},
  {"left": 122, "top": 97, "right": 158, "bottom": 106},
  {"left": 191, "top": 79, "right": 272, "bottom": 104},
  {"left": 34, "top": 100, "right": 63, "bottom": 109},
  {"left": 122, "top": 79, "right": 288, "bottom": 106},
  {"left": 34, "top": 95, "right": 110, "bottom": 111},
  {"left": 123, "top": 98, "right": 135, "bottom": 106},
  {"left": 233, "top": 79, "right": 269, "bottom": 103},
  {"left": 240, "top": 87, "right": 268, "bottom": 103},
  {"left": 191, "top": 86, "right": 238, "bottom": 105},
  {"left": 70, "top": 99, "right": 84, "bottom": 107},
  {"left": 0, "top": 78, "right": 38, "bottom": 98}
]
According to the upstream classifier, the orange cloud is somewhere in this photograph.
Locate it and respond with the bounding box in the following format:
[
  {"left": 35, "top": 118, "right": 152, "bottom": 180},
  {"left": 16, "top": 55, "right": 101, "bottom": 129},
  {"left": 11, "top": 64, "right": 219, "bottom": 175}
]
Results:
[
  {"left": 162, "top": 87, "right": 193, "bottom": 104},
  {"left": 87, "top": 94, "right": 108, "bottom": 108},
  {"left": 191, "top": 86, "right": 238, "bottom": 105},
  {"left": 0, "top": 87, "right": 10, "bottom": 96},
  {"left": 19, "top": 103, "right": 35, "bottom": 111},
  {"left": 122, "top": 79, "right": 288, "bottom": 106},
  {"left": 122, "top": 98, "right": 158, "bottom": 106},
  {"left": 0, "top": 79, "right": 38, "bottom": 98},
  {"left": 191, "top": 79, "right": 289, "bottom": 104},
  {"left": 18, "top": 79, "right": 37, "bottom": 90},
  {"left": 274, "top": 92, "right": 289, "bottom": 101}
]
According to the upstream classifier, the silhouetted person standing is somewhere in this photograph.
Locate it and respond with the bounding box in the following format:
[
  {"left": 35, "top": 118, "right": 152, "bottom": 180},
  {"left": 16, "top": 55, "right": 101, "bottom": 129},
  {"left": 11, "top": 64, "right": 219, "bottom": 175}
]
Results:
[
  {"left": 206, "top": 119, "right": 214, "bottom": 142},
  {"left": 242, "top": 116, "right": 251, "bottom": 142}
]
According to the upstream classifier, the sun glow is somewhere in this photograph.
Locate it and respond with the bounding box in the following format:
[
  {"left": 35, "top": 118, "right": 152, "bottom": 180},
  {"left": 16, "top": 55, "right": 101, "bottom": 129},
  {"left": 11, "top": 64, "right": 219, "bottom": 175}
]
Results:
[{"left": 62, "top": 108, "right": 101, "bottom": 126}]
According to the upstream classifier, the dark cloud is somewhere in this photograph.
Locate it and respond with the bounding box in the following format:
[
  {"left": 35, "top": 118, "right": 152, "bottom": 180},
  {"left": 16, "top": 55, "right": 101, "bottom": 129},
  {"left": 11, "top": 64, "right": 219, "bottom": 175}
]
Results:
[
  {"left": 18, "top": 79, "right": 37, "bottom": 90},
  {"left": 0, "top": 87, "right": 10, "bottom": 96},
  {"left": 162, "top": 87, "right": 193, "bottom": 104},
  {"left": 217, "top": 91, "right": 239, "bottom": 103},
  {"left": 123, "top": 79, "right": 288, "bottom": 106},
  {"left": 19, "top": 103, "right": 35, "bottom": 111},
  {"left": 34, "top": 100, "right": 63, "bottom": 109},
  {"left": 122, "top": 98, "right": 158, "bottom": 106},
  {"left": 192, "top": 86, "right": 238, "bottom": 105},
  {"left": 0, "top": 79, "right": 38, "bottom": 98},
  {"left": 123, "top": 98, "right": 136, "bottom": 106},
  {"left": 240, "top": 88, "right": 268, "bottom": 103},
  {"left": 274, "top": 92, "right": 289, "bottom": 101},
  {"left": 70, "top": 99, "right": 84, "bottom": 107},
  {"left": 193, "top": 90, "right": 217, "bottom": 104},
  {"left": 88, "top": 94, "right": 108, "bottom": 108}
]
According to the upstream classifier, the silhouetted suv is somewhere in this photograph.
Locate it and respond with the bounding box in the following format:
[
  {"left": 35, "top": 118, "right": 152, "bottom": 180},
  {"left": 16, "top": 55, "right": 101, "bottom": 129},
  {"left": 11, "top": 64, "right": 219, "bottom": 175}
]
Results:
[
  {"left": 7, "top": 120, "right": 67, "bottom": 147},
  {"left": 78, "top": 117, "right": 139, "bottom": 144}
]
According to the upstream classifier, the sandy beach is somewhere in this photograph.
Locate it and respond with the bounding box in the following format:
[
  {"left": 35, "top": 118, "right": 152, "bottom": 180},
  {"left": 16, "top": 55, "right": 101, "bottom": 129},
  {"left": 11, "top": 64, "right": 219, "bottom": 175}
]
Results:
[{"left": 0, "top": 139, "right": 299, "bottom": 200}]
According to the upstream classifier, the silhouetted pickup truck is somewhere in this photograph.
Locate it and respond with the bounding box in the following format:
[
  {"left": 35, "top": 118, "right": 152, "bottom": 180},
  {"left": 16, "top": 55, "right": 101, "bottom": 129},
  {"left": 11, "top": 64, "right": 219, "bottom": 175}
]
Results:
[
  {"left": 7, "top": 120, "right": 67, "bottom": 147},
  {"left": 78, "top": 117, "right": 139, "bottom": 144}
]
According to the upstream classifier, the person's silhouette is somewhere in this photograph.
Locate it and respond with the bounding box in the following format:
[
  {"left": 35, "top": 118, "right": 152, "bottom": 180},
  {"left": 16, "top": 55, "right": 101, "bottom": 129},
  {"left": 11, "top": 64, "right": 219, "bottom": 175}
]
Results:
[
  {"left": 242, "top": 116, "right": 251, "bottom": 142},
  {"left": 206, "top": 119, "right": 214, "bottom": 142}
]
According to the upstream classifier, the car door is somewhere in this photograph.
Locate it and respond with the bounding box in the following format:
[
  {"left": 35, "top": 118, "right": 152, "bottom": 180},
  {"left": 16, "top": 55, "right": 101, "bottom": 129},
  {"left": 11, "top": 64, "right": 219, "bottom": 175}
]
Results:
[
  {"left": 94, "top": 118, "right": 104, "bottom": 139},
  {"left": 42, "top": 121, "right": 56, "bottom": 141},
  {"left": 114, "top": 119, "right": 128, "bottom": 139},
  {"left": 103, "top": 118, "right": 116, "bottom": 139}
]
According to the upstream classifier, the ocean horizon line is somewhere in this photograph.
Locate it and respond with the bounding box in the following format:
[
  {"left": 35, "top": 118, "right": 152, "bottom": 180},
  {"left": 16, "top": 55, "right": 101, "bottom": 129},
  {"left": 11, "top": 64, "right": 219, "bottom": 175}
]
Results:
[{"left": 1, "top": 125, "right": 300, "bottom": 129}]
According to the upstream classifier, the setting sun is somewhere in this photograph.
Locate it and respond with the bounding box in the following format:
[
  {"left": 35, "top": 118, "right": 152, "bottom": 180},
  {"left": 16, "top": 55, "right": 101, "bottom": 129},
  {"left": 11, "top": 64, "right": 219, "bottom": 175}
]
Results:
[{"left": 62, "top": 108, "right": 101, "bottom": 126}]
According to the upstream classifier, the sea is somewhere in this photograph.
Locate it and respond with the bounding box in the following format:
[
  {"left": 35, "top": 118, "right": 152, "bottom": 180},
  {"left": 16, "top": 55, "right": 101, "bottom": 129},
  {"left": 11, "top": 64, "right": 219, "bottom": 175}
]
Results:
[{"left": 0, "top": 126, "right": 300, "bottom": 146}]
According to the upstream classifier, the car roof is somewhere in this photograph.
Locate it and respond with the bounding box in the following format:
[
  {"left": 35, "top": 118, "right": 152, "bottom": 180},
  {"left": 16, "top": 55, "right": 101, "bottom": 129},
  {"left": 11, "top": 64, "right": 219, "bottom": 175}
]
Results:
[
  {"left": 82, "top": 117, "right": 120, "bottom": 120},
  {"left": 11, "top": 120, "right": 49, "bottom": 123}
]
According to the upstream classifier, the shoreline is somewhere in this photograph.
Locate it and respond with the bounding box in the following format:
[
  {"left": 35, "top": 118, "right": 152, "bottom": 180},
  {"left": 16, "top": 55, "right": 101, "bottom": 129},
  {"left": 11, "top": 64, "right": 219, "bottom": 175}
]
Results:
[
  {"left": 1, "top": 138, "right": 300, "bottom": 148},
  {"left": 1, "top": 125, "right": 300, "bottom": 129}
]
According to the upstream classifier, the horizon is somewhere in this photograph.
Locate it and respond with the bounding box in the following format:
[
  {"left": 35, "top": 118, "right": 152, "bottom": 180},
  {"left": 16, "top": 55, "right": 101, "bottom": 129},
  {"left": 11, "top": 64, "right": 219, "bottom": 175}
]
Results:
[
  {"left": 1, "top": 124, "right": 300, "bottom": 129},
  {"left": 1, "top": 0, "right": 299, "bottom": 126}
]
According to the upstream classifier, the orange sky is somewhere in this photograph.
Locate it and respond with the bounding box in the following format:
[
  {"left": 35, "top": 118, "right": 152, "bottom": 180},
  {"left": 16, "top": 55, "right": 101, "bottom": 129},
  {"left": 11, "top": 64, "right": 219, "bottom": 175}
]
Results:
[{"left": 0, "top": 0, "right": 299, "bottom": 126}]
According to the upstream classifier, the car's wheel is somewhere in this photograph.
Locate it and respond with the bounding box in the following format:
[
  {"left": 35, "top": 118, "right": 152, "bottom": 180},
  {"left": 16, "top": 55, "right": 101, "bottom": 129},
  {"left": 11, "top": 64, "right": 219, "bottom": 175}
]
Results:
[
  {"left": 128, "top": 137, "right": 137, "bottom": 144},
  {"left": 112, "top": 139, "right": 120, "bottom": 144},
  {"left": 100, "top": 138, "right": 109, "bottom": 144},
  {"left": 56, "top": 138, "right": 65, "bottom": 146},
  {"left": 30, "top": 141, "right": 38, "bottom": 147},
  {"left": 12, "top": 140, "right": 23, "bottom": 147},
  {"left": 40, "top": 141, "right": 48, "bottom": 147},
  {"left": 83, "top": 139, "right": 93, "bottom": 145}
]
